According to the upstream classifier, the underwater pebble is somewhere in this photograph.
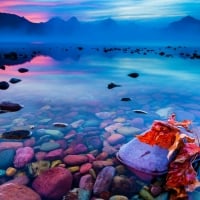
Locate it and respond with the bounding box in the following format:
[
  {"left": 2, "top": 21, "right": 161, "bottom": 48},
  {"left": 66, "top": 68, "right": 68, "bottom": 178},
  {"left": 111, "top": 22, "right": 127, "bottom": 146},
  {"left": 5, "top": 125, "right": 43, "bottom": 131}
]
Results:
[
  {"left": 0, "top": 149, "right": 15, "bottom": 169},
  {"left": 32, "top": 167, "right": 73, "bottom": 200},
  {"left": 109, "top": 195, "right": 129, "bottom": 200},
  {"left": 0, "top": 183, "right": 41, "bottom": 200},
  {"left": 6, "top": 167, "right": 17, "bottom": 176},
  {"left": 0, "top": 169, "right": 6, "bottom": 177},
  {"left": 93, "top": 166, "right": 116, "bottom": 195},
  {"left": 40, "top": 142, "right": 60, "bottom": 152}
]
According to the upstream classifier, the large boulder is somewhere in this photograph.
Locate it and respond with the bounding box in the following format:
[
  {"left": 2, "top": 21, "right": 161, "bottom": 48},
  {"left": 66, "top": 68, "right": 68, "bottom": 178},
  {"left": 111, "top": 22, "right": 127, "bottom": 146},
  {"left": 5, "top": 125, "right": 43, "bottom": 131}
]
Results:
[
  {"left": 117, "top": 120, "right": 181, "bottom": 180},
  {"left": 32, "top": 167, "right": 72, "bottom": 200},
  {"left": 0, "top": 183, "right": 41, "bottom": 200}
]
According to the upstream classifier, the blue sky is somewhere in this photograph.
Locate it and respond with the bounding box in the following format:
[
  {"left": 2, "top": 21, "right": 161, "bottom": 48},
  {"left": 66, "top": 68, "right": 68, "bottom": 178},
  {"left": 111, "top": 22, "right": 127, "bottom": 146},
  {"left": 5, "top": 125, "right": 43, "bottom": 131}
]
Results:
[{"left": 1, "top": 0, "right": 200, "bottom": 22}]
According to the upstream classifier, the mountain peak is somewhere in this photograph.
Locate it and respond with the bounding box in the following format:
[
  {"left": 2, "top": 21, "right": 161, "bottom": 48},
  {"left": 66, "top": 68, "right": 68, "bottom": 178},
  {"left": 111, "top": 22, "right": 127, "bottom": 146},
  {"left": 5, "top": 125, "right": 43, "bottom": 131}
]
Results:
[
  {"left": 180, "top": 15, "right": 199, "bottom": 23},
  {"left": 68, "top": 16, "right": 79, "bottom": 23}
]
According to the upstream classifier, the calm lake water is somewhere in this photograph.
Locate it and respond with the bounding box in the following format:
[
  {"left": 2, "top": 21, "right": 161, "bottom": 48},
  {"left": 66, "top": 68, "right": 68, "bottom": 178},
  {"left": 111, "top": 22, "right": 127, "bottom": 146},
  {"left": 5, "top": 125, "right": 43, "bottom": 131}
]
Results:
[{"left": 0, "top": 43, "right": 200, "bottom": 199}]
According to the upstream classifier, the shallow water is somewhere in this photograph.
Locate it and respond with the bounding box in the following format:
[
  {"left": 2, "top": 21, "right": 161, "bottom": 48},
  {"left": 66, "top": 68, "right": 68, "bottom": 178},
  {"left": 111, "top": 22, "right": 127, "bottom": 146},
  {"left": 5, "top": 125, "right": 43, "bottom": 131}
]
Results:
[{"left": 0, "top": 43, "right": 200, "bottom": 199}]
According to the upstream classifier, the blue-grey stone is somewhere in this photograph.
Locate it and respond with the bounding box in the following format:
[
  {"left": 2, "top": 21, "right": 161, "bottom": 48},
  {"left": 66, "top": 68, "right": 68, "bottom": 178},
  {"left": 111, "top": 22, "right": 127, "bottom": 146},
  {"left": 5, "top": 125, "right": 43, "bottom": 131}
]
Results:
[{"left": 0, "top": 149, "right": 15, "bottom": 169}]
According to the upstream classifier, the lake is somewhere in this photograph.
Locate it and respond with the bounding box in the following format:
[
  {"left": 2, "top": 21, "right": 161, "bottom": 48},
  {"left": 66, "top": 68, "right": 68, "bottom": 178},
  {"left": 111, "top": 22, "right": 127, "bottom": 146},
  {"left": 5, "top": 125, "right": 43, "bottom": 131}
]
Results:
[{"left": 0, "top": 43, "right": 200, "bottom": 199}]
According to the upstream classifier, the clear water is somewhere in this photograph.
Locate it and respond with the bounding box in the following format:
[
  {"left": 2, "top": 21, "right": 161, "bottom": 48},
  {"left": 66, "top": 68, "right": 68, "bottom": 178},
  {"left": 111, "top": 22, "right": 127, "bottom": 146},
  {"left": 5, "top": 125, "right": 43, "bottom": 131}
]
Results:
[{"left": 0, "top": 43, "right": 200, "bottom": 199}]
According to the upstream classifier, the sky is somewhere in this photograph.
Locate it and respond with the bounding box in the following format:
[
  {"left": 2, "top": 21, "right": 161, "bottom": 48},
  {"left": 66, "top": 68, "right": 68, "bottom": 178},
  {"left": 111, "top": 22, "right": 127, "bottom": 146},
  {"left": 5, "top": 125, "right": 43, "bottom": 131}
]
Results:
[{"left": 0, "top": 0, "right": 200, "bottom": 23}]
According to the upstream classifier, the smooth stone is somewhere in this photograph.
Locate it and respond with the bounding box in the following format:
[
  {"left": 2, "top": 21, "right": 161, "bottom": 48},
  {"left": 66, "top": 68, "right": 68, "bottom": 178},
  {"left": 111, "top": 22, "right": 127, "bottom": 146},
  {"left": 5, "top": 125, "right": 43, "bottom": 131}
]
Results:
[
  {"left": 14, "top": 147, "right": 34, "bottom": 168},
  {"left": 40, "top": 142, "right": 60, "bottom": 152},
  {"left": 65, "top": 143, "right": 88, "bottom": 155},
  {"left": 0, "top": 142, "right": 23, "bottom": 151},
  {"left": 93, "top": 166, "right": 116, "bottom": 195},
  {"left": 32, "top": 167, "right": 72, "bottom": 200},
  {"left": 9, "top": 78, "right": 22, "bottom": 84},
  {"left": 78, "top": 188, "right": 91, "bottom": 200},
  {"left": 96, "top": 112, "right": 116, "bottom": 119},
  {"left": 70, "top": 119, "right": 85, "bottom": 128},
  {"left": 116, "top": 126, "right": 141, "bottom": 136},
  {"left": 92, "top": 160, "right": 114, "bottom": 169},
  {"left": 0, "top": 169, "right": 6, "bottom": 177},
  {"left": 35, "top": 151, "right": 47, "bottom": 161},
  {"left": 79, "top": 174, "right": 94, "bottom": 191},
  {"left": 67, "top": 166, "right": 80, "bottom": 173},
  {"left": 80, "top": 163, "right": 92, "bottom": 174},
  {"left": 27, "top": 160, "right": 50, "bottom": 177},
  {"left": 6, "top": 167, "right": 17, "bottom": 176},
  {"left": 18, "top": 68, "right": 29, "bottom": 73},
  {"left": 53, "top": 122, "right": 68, "bottom": 127},
  {"left": 0, "top": 149, "right": 15, "bottom": 169},
  {"left": 51, "top": 160, "right": 62, "bottom": 168},
  {"left": 117, "top": 137, "right": 172, "bottom": 177},
  {"left": 107, "top": 134, "right": 125, "bottom": 145},
  {"left": 105, "top": 123, "right": 123, "bottom": 133},
  {"left": 111, "top": 176, "right": 134, "bottom": 197},
  {"left": 0, "top": 183, "right": 41, "bottom": 200},
  {"left": 45, "top": 148, "right": 63, "bottom": 161},
  {"left": 109, "top": 195, "right": 129, "bottom": 200},
  {"left": 64, "top": 155, "right": 89, "bottom": 165},
  {"left": 0, "top": 101, "right": 23, "bottom": 112},
  {"left": 84, "top": 119, "right": 99, "bottom": 127},
  {"left": 7, "top": 174, "right": 30, "bottom": 185},
  {"left": 0, "top": 81, "right": 9, "bottom": 90},
  {"left": 37, "top": 129, "right": 64, "bottom": 138},
  {"left": 155, "top": 107, "right": 172, "bottom": 118}
]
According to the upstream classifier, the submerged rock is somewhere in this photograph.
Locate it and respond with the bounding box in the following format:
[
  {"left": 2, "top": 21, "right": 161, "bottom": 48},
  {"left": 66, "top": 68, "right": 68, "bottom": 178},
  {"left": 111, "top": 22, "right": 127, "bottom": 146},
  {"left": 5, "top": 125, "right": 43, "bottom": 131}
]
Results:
[
  {"left": 32, "top": 167, "right": 72, "bottom": 200},
  {"left": 0, "top": 183, "right": 41, "bottom": 200},
  {"left": 93, "top": 166, "right": 116, "bottom": 195},
  {"left": 0, "top": 130, "right": 32, "bottom": 140}
]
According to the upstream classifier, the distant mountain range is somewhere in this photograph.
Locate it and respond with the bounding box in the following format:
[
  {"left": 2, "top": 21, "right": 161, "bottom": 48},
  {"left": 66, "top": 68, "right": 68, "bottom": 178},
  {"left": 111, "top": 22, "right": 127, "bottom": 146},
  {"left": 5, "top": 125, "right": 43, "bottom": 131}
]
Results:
[{"left": 0, "top": 12, "right": 200, "bottom": 44}]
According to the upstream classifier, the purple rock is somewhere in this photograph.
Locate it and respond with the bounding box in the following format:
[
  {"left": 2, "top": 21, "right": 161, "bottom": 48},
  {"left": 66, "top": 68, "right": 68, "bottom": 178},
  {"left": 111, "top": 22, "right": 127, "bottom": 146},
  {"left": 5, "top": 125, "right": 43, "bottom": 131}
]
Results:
[
  {"left": 117, "top": 138, "right": 171, "bottom": 180},
  {"left": 32, "top": 167, "right": 72, "bottom": 200},
  {"left": 14, "top": 147, "right": 34, "bottom": 168},
  {"left": 0, "top": 142, "right": 23, "bottom": 151},
  {"left": 79, "top": 174, "right": 94, "bottom": 191},
  {"left": 93, "top": 166, "right": 115, "bottom": 195}
]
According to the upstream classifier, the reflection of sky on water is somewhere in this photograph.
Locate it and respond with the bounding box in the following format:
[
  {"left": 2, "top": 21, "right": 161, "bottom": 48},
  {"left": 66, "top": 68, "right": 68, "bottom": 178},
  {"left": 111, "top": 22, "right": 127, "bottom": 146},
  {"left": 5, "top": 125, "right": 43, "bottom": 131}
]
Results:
[{"left": 1, "top": 51, "right": 200, "bottom": 111}]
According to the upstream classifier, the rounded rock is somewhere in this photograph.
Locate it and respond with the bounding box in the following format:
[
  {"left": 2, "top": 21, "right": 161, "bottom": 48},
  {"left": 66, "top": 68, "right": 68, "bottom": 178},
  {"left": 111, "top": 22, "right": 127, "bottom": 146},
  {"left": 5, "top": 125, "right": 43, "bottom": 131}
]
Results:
[
  {"left": 32, "top": 167, "right": 72, "bottom": 200},
  {"left": 0, "top": 183, "right": 41, "bottom": 200}
]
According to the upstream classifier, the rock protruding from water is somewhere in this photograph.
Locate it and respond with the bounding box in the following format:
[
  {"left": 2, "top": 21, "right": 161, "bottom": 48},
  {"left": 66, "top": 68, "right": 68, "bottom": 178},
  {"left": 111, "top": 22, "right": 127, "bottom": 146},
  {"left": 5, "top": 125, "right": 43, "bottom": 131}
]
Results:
[
  {"left": 0, "top": 101, "right": 23, "bottom": 112},
  {"left": 0, "top": 81, "right": 9, "bottom": 90}
]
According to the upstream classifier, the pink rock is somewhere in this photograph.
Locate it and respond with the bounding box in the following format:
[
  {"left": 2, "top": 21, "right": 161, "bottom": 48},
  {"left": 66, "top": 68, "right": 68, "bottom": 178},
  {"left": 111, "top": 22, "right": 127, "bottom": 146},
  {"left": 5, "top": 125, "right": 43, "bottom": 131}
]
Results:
[
  {"left": 0, "top": 142, "right": 23, "bottom": 151},
  {"left": 45, "top": 149, "right": 63, "bottom": 161},
  {"left": 7, "top": 175, "right": 30, "bottom": 185},
  {"left": 86, "top": 154, "right": 96, "bottom": 162},
  {"left": 14, "top": 147, "right": 34, "bottom": 168},
  {"left": 0, "top": 183, "right": 41, "bottom": 200},
  {"left": 56, "top": 140, "right": 67, "bottom": 149},
  {"left": 63, "top": 155, "right": 88, "bottom": 165},
  {"left": 32, "top": 167, "right": 72, "bottom": 200},
  {"left": 35, "top": 152, "right": 47, "bottom": 161},
  {"left": 24, "top": 137, "right": 36, "bottom": 147},
  {"left": 80, "top": 163, "right": 92, "bottom": 174},
  {"left": 92, "top": 160, "right": 114, "bottom": 169},
  {"left": 65, "top": 143, "right": 88, "bottom": 155},
  {"left": 79, "top": 174, "right": 94, "bottom": 191},
  {"left": 107, "top": 134, "right": 125, "bottom": 145}
]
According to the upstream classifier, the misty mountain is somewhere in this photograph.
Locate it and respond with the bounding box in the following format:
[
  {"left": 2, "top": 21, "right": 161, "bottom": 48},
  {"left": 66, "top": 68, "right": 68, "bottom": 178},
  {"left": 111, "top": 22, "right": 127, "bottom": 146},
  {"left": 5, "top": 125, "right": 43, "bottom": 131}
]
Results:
[{"left": 0, "top": 12, "right": 200, "bottom": 44}]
